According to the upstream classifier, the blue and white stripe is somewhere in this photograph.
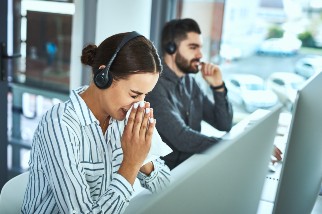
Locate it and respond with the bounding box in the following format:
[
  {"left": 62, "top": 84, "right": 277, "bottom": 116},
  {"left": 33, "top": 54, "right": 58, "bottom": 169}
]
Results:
[{"left": 21, "top": 86, "right": 171, "bottom": 214}]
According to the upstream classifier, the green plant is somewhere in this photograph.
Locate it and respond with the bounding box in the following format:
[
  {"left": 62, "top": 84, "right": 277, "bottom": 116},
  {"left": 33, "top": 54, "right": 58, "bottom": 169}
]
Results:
[
  {"left": 267, "top": 26, "right": 284, "bottom": 39},
  {"left": 298, "top": 31, "right": 316, "bottom": 47}
]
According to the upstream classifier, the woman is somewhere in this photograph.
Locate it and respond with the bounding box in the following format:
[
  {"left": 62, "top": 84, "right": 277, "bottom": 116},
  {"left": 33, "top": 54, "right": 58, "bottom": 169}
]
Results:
[{"left": 21, "top": 32, "right": 171, "bottom": 214}]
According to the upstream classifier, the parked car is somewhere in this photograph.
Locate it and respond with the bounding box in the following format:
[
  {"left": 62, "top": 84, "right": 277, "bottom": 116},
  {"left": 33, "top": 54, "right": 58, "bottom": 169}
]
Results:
[
  {"left": 225, "top": 74, "right": 279, "bottom": 112},
  {"left": 267, "top": 72, "right": 306, "bottom": 110},
  {"left": 294, "top": 55, "right": 322, "bottom": 79},
  {"left": 257, "top": 37, "right": 302, "bottom": 56}
]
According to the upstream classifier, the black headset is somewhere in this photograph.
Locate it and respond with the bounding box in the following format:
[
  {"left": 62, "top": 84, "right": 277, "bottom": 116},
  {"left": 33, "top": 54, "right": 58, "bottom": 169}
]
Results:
[
  {"left": 94, "top": 31, "right": 142, "bottom": 89},
  {"left": 165, "top": 20, "right": 179, "bottom": 55}
]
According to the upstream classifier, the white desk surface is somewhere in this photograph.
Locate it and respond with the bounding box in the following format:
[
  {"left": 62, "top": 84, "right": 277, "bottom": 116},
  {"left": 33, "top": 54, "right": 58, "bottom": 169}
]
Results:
[{"left": 257, "top": 195, "right": 322, "bottom": 214}]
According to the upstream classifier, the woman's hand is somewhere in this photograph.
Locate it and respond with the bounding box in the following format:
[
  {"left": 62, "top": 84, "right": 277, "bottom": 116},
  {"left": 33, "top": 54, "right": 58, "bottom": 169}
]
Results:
[{"left": 118, "top": 101, "right": 155, "bottom": 185}]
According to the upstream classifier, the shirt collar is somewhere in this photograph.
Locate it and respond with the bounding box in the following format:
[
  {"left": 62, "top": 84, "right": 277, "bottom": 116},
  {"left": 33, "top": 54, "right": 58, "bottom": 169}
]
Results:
[
  {"left": 161, "top": 63, "right": 183, "bottom": 84},
  {"left": 70, "top": 86, "right": 99, "bottom": 126}
]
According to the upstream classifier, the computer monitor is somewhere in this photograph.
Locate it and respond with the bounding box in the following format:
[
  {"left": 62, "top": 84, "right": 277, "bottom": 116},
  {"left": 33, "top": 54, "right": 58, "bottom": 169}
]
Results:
[
  {"left": 124, "top": 105, "right": 281, "bottom": 214},
  {"left": 273, "top": 72, "right": 322, "bottom": 214}
]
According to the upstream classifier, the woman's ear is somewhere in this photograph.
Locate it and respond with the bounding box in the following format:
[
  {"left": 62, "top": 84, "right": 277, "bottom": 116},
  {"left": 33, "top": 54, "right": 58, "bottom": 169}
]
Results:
[{"left": 99, "top": 65, "right": 106, "bottom": 70}]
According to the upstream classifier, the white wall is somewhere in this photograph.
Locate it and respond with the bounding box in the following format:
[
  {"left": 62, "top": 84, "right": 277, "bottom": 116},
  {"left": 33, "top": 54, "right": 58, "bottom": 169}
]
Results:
[
  {"left": 180, "top": 1, "right": 216, "bottom": 61},
  {"left": 95, "top": 0, "right": 152, "bottom": 43},
  {"left": 70, "top": 0, "right": 152, "bottom": 90},
  {"left": 70, "top": 0, "right": 85, "bottom": 90}
]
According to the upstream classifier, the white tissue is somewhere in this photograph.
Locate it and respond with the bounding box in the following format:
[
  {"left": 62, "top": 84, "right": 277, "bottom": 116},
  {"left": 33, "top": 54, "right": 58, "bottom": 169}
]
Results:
[{"left": 125, "top": 101, "right": 173, "bottom": 166}]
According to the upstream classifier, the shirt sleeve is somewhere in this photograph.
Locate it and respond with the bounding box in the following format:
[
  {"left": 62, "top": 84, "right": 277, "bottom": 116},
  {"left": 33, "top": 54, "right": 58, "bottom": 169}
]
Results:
[
  {"left": 202, "top": 86, "right": 233, "bottom": 132},
  {"left": 35, "top": 107, "right": 133, "bottom": 214},
  {"left": 136, "top": 158, "right": 171, "bottom": 193},
  {"left": 146, "top": 84, "right": 219, "bottom": 153}
]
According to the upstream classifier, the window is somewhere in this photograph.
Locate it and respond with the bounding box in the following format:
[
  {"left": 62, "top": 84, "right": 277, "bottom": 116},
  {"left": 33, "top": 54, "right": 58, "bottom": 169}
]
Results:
[{"left": 18, "top": 0, "right": 75, "bottom": 93}]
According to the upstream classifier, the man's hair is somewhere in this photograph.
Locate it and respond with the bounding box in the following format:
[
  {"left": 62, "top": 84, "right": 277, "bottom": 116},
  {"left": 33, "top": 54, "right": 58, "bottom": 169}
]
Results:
[{"left": 161, "top": 18, "right": 201, "bottom": 55}]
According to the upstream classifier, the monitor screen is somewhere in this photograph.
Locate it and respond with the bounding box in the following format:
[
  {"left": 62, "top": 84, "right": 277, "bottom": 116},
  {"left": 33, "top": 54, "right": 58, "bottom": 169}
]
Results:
[
  {"left": 124, "top": 105, "right": 281, "bottom": 214},
  {"left": 273, "top": 72, "right": 322, "bottom": 214}
]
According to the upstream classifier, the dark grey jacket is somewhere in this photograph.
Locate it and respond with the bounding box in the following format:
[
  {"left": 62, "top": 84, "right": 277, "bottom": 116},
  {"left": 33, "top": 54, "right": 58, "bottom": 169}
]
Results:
[{"left": 146, "top": 64, "right": 233, "bottom": 169}]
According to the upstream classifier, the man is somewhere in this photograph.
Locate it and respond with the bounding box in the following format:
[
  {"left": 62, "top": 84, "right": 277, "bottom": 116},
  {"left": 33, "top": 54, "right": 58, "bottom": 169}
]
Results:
[{"left": 145, "top": 18, "right": 233, "bottom": 169}]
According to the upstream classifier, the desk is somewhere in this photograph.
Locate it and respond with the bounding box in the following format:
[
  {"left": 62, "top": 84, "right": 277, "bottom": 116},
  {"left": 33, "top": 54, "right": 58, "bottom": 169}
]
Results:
[
  {"left": 257, "top": 195, "right": 322, "bottom": 214},
  {"left": 257, "top": 111, "right": 322, "bottom": 214}
]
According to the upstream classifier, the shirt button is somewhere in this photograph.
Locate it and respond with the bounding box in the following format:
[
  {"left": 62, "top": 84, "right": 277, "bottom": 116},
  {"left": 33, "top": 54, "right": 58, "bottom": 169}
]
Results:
[
  {"left": 186, "top": 112, "right": 189, "bottom": 116},
  {"left": 72, "top": 210, "right": 77, "bottom": 214}
]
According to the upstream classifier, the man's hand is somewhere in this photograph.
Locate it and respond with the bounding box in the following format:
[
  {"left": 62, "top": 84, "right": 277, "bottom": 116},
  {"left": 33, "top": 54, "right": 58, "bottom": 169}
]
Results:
[
  {"left": 200, "top": 62, "right": 224, "bottom": 92},
  {"left": 272, "top": 145, "right": 283, "bottom": 164}
]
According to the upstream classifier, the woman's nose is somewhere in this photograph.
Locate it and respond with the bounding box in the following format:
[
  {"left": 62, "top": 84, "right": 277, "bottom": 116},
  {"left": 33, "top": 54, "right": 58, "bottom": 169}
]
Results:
[
  {"left": 132, "top": 96, "right": 145, "bottom": 105},
  {"left": 138, "top": 95, "right": 146, "bottom": 102}
]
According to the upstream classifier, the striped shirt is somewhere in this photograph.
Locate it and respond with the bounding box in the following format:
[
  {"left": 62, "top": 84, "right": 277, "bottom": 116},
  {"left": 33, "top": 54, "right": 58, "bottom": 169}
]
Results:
[{"left": 21, "top": 86, "right": 171, "bottom": 214}]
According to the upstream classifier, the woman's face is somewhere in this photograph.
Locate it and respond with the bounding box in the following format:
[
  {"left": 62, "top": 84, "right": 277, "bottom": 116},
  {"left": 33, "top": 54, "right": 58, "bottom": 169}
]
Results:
[{"left": 103, "top": 72, "right": 159, "bottom": 121}]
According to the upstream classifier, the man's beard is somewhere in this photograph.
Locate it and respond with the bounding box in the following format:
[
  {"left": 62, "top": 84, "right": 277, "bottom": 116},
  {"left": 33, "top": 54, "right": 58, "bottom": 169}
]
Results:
[{"left": 175, "top": 51, "right": 199, "bottom": 74}]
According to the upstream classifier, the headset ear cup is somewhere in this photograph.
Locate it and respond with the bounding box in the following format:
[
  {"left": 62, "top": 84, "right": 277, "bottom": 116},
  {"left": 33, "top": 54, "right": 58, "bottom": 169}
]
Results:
[
  {"left": 166, "top": 41, "right": 176, "bottom": 54},
  {"left": 105, "top": 71, "right": 113, "bottom": 88},
  {"left": 94, "top": 31, "right": 141, "bottom": 89},
  {"left": 94, "top": 68, "right": 113, "bottom": 89}
]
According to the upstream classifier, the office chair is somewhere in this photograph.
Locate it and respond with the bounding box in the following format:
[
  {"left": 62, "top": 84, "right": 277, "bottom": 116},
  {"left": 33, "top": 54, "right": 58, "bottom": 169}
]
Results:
[{"left": 0, "top": 172, "right": 29, "bottom": 214}]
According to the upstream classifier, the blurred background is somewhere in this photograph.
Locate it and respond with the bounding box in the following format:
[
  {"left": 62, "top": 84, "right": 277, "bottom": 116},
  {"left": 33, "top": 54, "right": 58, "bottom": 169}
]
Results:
[{"left": 1, "top": 0, "right": 321, "bottom": 189}]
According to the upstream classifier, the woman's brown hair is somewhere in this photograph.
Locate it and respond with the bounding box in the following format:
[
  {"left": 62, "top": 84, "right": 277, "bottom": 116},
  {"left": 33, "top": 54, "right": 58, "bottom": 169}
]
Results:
[{"left": 81, "top": 32, "right": 162, "bottom": 81}]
